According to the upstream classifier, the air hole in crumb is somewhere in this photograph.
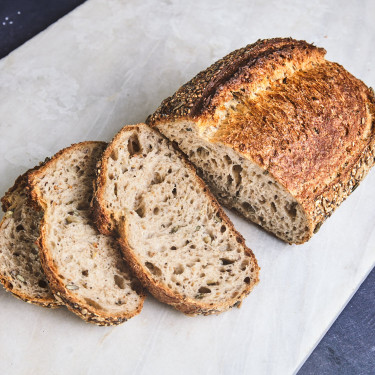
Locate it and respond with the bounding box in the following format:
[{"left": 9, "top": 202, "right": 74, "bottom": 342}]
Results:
[
  {"left": 110, "top": 149, "right": 118, "bottom": 161},
  {"left": 171, "top": 246, "right": 177, "bottom": 250},
  {"left": 271, "top": 202, "right": 277, "bottom": 212},
  {"left": 221, "top": 258, "right": 235, "bottom": 265},
  {"left": 233, "top": 165, "right": 243, "bottom": 186},
  {"left": 220, "top": 225, "right": 226, "bottom": 233},
  {"left": 173, "top": 264, "right": 184, "bottom": 275},
  {"left": 285, "top": 202, "right": 297, "bottom": 219},
  {"left": 82, "top": 270, "right": 89, "bottom": 277},
  {"left": 244, "top": 277, "right": 250, "bottom": 284},
  {"left": 224, "top": 155, "right": 232, "bottom": 165},
  {"left": 151, "top": 172, "right": 164, "bottom": 185},
  {"left": 241, "top": 260, "right": 249, "bottom": 271},
  {"left": 114, "top": 275, "right": 126, "bottom": 289},
  {"left": 145, "top": 262, "right": 162, "bottom": 277},
  {"left": 15, "top": 224, "right": 24, "bottom": 232},
  {"left": 135, "top": 205, "right": 145, "bottom": 218},
  {"left": 172, "top": 187, "right": 177, "bottom": 196},
  {"left": 153, "top": 207, "right": 160, "bottom": 215},
  {"left": 198, "top": 287, "right": 211, "bottom": 293},
  {"left": 242, "top": 202, "right": 255, "bottom": 213},
  {"left": 84, "top": 298, "right": 103, "bottom": 310},
  {"left": 197, "top": 147, "right": 209, "bottom": 158},
  {"left": 127, "top": 134, "right": 141, "bottom": 156},
  {"left": 108, "top": 173, "right": 114, "bottom": 180},
  {"left": 38, "top": 279, "right": 48, "bottom": 288}
]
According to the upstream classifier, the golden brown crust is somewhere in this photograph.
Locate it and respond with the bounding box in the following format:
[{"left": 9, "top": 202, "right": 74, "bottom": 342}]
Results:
[
  {"left": 147, "top": 38, "right": 326, "bottom": 122},
  {"left": 148, "top": 38, "right": 375, "bottom": 243},
  {"left": 93, "top": 124, "right": 260, "bottom": 315},
  {"left": 0, "top": 170, "right": 60, "bottom": 308},
  {"left": 28, "top": 142, "right": 145, "bottom": 326}
]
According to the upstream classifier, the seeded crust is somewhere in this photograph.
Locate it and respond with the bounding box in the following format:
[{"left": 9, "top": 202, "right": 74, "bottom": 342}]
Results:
[
  {"left": 0, "top": 171, "right": 59, "bottom": 308},
  {"left": 28, "top": 142, "right": 145, "bottom": 326},
  {"left": 92, "top": 124, "right": 259, "bottom": 316},
  {"left": 148, "top": 37, "right": 375, "bottom": 243}
]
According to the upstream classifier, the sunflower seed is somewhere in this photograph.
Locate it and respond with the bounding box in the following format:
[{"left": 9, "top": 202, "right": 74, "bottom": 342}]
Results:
[{"left": 66, "top": 284, "right": 79, "bottom": 290}]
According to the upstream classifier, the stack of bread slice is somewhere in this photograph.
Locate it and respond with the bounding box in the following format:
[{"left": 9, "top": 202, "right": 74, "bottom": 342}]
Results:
[{"left": 0, "top": 125, "right": 259, "bottom": 324}]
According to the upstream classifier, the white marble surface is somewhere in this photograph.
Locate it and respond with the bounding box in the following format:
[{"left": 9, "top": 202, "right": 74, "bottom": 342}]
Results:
[{"left": 0, "top": 0, "right": 374, "bottom": 374}]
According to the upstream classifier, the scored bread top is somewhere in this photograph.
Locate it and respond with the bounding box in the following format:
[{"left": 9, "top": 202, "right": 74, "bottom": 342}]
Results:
[
  {"left": 148, "top": 37, "right": 375, "bottom": 234},
  {"left": 0, "top": 171, "right": 59, "bottom": 307},
  {"left": 93, "top": 124, "right": 259, "bottom": 315},
  {"left": 148, "top": 38, "right": 326, "bottom": 120},
  {"left": 28, "top": 142, "right": 145, "bottom": 325}
]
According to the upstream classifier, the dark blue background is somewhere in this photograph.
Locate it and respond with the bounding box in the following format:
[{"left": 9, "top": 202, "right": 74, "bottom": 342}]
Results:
[{"left": 1, "top": 1, "right": 374, "bottom": 373}]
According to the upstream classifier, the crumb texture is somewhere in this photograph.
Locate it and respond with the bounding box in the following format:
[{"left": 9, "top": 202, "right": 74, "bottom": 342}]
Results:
[
  {"left": 98, "top": 125, "right": 259, "bottom": 313},
  {"left": 30, "top": 142, "right": 144, "bottom": 323},
  {"left": 0, "top": 175, "right": 57, "bottom": 306},
  {"left": 157, "top": 121, "right": 309, "bottom": 244}
]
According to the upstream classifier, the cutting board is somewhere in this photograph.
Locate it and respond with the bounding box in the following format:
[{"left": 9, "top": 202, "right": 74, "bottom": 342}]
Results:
[{"left": 0, "top": 1, "right": 374, "bottom": 374}]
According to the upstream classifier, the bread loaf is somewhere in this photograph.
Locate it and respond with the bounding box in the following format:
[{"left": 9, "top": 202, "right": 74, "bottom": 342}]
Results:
[
  {"left": 28, "top": 142, "right": 145, "bottom": 325},
  {"left": 93, "top": 124, "right": 259, "bottom": 315},
  {"left": 147, "top": 37, "right": 375, "bottom": 244}
]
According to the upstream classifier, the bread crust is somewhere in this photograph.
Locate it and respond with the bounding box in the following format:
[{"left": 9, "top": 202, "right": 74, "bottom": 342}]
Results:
[
  {"left": 0, "top": 171, "right": 60, "bottom": 308},
  {"left": 28, "top": 142, "right": 145, "bottom": 326},
  {"left": 93, "top": 124, "right": 260, "bottom": 316},
  {"left": 148, "top": 38, "right": 375, "bottom": 243}
]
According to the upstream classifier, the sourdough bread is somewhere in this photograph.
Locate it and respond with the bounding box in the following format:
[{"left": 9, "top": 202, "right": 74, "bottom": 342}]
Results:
[
  {"left": 148, "top": 38, "right": 375, "bottom": 244},
  {"left": 0, "top": 171, "right": 59, "bottom": 307},
  {"left": 93, "top": 124, "right": 259, "bottom": 316},
  {"left": 28, "top": 142, "right": 145, "bottom": 325}
]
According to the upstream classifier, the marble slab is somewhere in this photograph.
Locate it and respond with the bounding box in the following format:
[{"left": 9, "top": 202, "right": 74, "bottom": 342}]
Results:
[{"left": 0, "top": 1, "right": 374, "bottom": 374}]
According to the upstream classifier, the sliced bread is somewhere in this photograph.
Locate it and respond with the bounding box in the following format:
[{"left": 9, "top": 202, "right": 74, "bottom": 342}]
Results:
[
  {"left": 147, "top": 37, "right": 375, "bottom": 244},
  {"left": 28, "top": 142, "right": 145, "bottom": 325},
  {"left": 93, "top": 124, "right": 259, "bottom": 316},
  {"left": 0, "top": 171, "right": 59, "bottom": 307}
]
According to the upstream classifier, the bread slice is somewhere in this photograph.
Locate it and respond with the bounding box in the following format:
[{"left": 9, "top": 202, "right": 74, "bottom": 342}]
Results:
[
  {"left": 147, "top": 38, "right": 375, "bottom": 244},
  {"left": 0, "top": 171, "right": 59, "bottom": 307},
  {"left": 93, "top": 124, "right": 259, "bottom": 316},
  {"left": 28, "top": 142, "right": 145, "bottom": 325}
]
